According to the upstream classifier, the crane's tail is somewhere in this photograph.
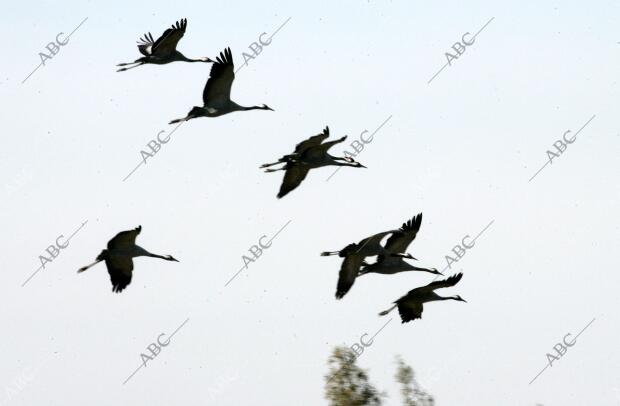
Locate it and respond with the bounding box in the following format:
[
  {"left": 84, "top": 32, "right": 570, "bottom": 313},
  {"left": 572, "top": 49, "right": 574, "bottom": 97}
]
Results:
[{"left": 379, "top": 305, "right": 397, "bottom": 316}]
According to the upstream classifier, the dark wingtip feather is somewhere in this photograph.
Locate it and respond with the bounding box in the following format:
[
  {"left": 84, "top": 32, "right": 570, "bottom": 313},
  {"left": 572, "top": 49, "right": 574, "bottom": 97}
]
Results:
[{"left": 400, "top": 213, "right": 422, "bottom": 231}]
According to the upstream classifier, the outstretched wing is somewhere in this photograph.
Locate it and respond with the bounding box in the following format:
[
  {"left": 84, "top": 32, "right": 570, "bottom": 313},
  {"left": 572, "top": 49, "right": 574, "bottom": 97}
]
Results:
[
  {"left": 335, "top": 254, "right": 364, "bottom": 299},
  {"left": 294, "top": 127, "right": 330, "bottom": 154},
  {"left": 277, "top": 164, "right": 310, "bottom": 198},
  {"left": 149, "top": 18, "right": 187, "bottom": 57},
  {"left": 105, "top": 257, "right": 134, "bottom": 293},
  {"left": 357, "top": 231, "right": 395, "bottom": 255},
  {"left": 384, "top": 213, "right": 423, "bottom": 254},
  {"left": 137, "top": 32, "right": 155, "bottom": 56},
  {"left": 301, "top": 135, "right": 348, "bottom": 161},
  {"left": 397, "top": 301, "right": 424, "bottom": 323},
  {"left": 203, "top": 47, "right": 234, "bottom": 108},
  {"left": 107, "top": 226, "right": 141, "bottom": 250},
  {"left": 408, "top": 272, "right": 464, "bottom": 296}
]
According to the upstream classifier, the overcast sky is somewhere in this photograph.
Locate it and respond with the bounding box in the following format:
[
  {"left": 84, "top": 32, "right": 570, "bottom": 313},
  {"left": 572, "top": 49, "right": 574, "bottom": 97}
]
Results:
[{"left": 1, "top": 0, "right": 620, "bottom": 405}]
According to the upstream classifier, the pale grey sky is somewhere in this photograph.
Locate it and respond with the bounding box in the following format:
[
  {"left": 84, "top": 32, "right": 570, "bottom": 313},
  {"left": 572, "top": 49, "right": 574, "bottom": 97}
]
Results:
[{"left": 1, "top": 1, "right": 620, "bottom": 405}]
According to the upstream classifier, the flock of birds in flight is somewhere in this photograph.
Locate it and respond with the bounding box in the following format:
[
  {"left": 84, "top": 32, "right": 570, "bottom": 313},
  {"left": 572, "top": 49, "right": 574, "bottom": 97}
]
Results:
[{"left": 78, "top": 19, "right": 466, "bottom": 324}]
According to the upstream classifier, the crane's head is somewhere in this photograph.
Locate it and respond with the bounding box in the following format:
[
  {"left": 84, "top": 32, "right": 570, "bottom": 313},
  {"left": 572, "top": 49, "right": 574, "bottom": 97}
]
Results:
[
  {"left": 165, "top": 255, "right": 179, "bottom": 262},
  {"left": 453, "top": 295, "right": 467, "bottom": 302},
  {"left": 261, "top": 104, "right": 274, "bottom": 111},
  {"left": 344, "top": 156, "right": 366, "bottom": 168}
]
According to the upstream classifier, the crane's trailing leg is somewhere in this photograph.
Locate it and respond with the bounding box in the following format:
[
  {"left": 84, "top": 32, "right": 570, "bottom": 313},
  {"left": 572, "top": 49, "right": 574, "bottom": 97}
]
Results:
[
  {"left": 117, "top": 62, "right": 145, "bottom": 72},
  {"left": 260, "top": 156, "right": 294, "bottom": 169},
  {"left": 379, "top": 305, "right": 397, "bottom": 316},
  {"left": 77, "top": 259, "right": 102, "bottom": 273}
]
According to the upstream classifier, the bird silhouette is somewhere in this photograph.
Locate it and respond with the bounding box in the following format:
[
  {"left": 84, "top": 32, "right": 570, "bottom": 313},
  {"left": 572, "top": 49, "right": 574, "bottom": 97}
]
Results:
[
  {"left": 117, "top": 18, "right": 212, "bottom": 72},
  {"left": 379, "top": 273, "right": 466, "bottom": 323},
  {"left": 360, "top": 214, "right": 441, "bottom": 277},
  {"left": 169, "top": 47, "right": 273, "bottom": 123},
  {"left": 77, "top": 226, "right": 179, "bottom": 293},
  {"left": 261, "top": 126, "right": 365, "bottom": 198},
  {"left": 322, "top": 218, "right": 419, "bottom": 299}
]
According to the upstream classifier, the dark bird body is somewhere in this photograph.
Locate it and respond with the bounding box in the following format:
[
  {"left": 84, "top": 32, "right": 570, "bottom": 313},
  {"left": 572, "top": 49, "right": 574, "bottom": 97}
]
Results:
[
  {"left": 261, "top": 127, "right": 365, "bottom": 198},
  {"left": 77, "top": 226, "right": 178, "bottom": 293},
  {"left": 322, "top": 226, "right": 416, "bottom": 299},
  {"left": 169, "top": 47, "right": 273, "bottom": 123},
  {"left": 379, "top": 273, "right": 466, "bottom": 323},
  {"left": 117, "top": 19, "right": 212, "bottom": 72},
  {"left": 360, "top": 214, "right": 440, "bottom": 276}
]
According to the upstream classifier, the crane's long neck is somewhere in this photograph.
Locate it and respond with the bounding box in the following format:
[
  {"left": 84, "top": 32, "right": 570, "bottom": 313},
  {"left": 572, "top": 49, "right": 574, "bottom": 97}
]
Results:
[
  {"left": 241, "top": 105, "right": 269, "bottom": 111},
  {"left": 334, "top": 161, "right": 359, "bottom": 167},
  {"left": 403, "top": 264, "right": 439, "bottom": 274},
  {"left": 437, "top": 295, "right": 460, "bottom": 301},
  {"left": 136, "top": 247, "right": 177, "bottom": 262},
  {"left": 146, "top": 253, "right": 170, "bottom": 260},
  {"left": 176, "top": 53, "right": 211, "bottom": 63}
]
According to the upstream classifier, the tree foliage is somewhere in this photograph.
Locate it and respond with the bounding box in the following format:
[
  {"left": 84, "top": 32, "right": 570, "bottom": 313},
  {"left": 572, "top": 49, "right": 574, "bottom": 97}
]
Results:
[
  {"left": 395, "top": 356, "right": 435, "bottom": 406},
  {"left": 324, "top": 346, "right": 383, "bottom": 406}
]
